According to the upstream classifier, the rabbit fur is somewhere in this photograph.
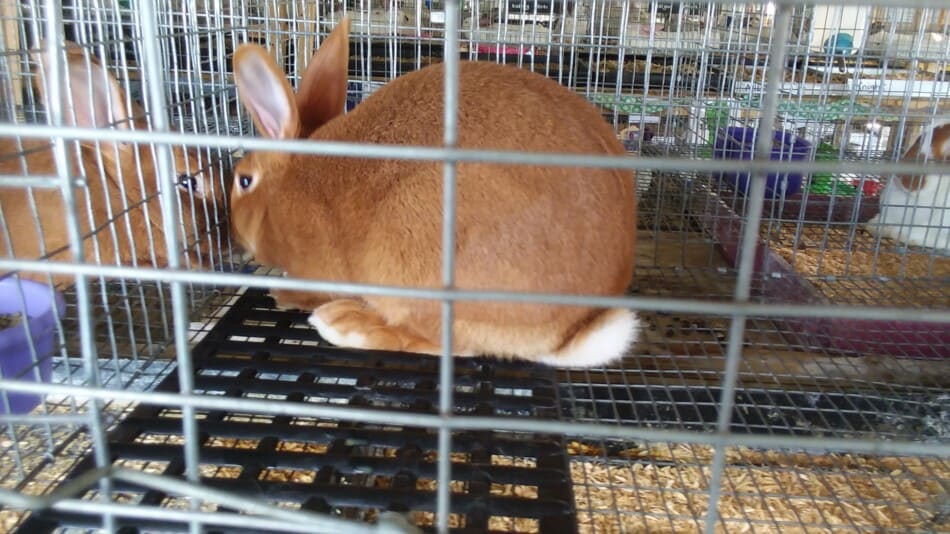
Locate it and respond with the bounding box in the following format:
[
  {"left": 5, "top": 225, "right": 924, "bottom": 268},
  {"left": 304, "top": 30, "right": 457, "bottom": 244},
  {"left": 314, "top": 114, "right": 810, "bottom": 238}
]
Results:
[
  {"left": 866, "top": 121, "right": 950, "bottom": 253},
  {"left": 230, "top": 17, "right": 638, "bottom": 367},
  {"left": 0, "top": 41, "right": 226, "bottom": 287}
]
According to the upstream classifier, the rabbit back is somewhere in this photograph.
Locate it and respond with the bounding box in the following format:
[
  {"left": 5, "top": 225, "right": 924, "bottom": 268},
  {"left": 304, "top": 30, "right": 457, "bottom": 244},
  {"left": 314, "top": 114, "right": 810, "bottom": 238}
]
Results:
[{"left": 250, "top": 61, "right": 638, "bottom": 360}]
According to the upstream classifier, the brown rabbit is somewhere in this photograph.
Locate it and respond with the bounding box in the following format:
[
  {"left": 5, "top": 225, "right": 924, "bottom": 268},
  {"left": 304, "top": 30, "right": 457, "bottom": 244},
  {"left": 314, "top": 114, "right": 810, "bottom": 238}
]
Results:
[
  {"left": 0, "top": 41, "right": 225, "bottom": 287},
  {"left": 230, "top": 17, "right": 638, "bottom": 367}
]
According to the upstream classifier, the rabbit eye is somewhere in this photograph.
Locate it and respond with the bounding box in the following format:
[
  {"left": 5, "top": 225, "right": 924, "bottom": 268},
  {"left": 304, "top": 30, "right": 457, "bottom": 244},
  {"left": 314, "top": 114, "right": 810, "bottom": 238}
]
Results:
[
  {"left": 239, "top": 174, "right": 254, "bottom": 190},
  {"left": 177, "top": 173, "right": 198, "bottom": 191}
]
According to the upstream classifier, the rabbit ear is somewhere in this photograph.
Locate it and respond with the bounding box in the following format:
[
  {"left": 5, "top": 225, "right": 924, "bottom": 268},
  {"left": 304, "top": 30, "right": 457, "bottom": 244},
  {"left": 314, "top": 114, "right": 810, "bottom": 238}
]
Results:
[
  {"left": 932, "top": 123, "right": 950, "bottom": 160},
  {"left": 233, "top": 44, "right": 300, "bottom": 140},
  {"left": 899, "top": 123, "right": 950, "bottom": 192},
  {"left": 295, "top": 16, "right": 351, "bottom": 138},
  {"left": 898, "top": 134, "right": 926, "bottom": 192},
  {"left": 32, "top": 41, "right": 138, "bottom": 132}
]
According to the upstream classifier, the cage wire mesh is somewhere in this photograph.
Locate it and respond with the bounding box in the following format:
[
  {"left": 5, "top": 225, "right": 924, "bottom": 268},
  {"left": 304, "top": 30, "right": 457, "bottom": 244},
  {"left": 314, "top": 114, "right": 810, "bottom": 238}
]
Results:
[{"left": 0, "top": 0, "right": 948, "bottom": 532}]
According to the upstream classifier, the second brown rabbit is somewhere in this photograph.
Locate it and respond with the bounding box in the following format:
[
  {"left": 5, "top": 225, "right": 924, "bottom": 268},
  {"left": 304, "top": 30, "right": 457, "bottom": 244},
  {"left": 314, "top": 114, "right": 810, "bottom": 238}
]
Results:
[
  {"left": 0, "top": 42, "right": 226, "bottom": 287},
  {"left": 230, "top": 17, "right": 638, "bottom": 367}
]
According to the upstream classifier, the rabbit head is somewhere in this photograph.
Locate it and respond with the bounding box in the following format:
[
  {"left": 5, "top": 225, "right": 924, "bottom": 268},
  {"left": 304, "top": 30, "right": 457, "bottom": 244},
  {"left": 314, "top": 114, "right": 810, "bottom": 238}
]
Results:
[
  {"left": 0, "top": 41, "right": 228, "bottom": 286},
  {"left": 228, "top": 17, "right": 351, "bottom": 263},
  {"left": 29, "top": 41, "right": 226, "bottom": 206},
  {"left": 895, "top": 121, "right": 950, "bottom": 192}
]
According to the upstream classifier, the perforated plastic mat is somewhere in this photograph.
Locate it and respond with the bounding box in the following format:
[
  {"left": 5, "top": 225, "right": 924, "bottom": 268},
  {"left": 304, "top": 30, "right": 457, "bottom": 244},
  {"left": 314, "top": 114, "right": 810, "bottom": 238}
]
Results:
[{"left": 17, "top": 288, "right": 577, "bottom": 533}]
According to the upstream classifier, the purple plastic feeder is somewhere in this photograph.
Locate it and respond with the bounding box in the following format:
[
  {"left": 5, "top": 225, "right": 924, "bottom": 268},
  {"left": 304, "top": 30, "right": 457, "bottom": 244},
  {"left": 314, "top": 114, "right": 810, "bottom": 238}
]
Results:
[
  {"left": 0, "top": 278, "right": 65, "bottom": 414},
  {"left": 713, "top": 127, "right": 811, "bottom": 198}
]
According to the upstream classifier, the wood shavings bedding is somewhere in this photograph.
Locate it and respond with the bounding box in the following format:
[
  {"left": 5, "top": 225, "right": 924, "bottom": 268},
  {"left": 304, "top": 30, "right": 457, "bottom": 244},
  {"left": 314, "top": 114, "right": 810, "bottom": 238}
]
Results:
[
  {"left": 767, "top": 224, "right": 950, "bottom": 279},
  {"left": 370, "top": 442, "right": 950, "bottom": 533},
  {"left": 735, "top": 67, "right": 851, "bottom": 84},
  {"left": 765, "top": 223, "right": 949, "bottom": 307},
  {"left": 595, "top": 60, "right": 676, "bottom": 75},
  {"left": 0, "top": 400, "right": 136, "bottom": 531},
  {"left": 568, "top": 441, "right": 950, "bottom": 534}
]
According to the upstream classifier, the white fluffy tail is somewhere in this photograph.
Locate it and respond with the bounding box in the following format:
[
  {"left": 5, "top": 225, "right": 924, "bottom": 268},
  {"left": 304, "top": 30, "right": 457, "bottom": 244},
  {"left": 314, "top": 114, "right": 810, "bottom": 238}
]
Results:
[{"left": 536, "top": 308, "right": 640, "bottom": 368}]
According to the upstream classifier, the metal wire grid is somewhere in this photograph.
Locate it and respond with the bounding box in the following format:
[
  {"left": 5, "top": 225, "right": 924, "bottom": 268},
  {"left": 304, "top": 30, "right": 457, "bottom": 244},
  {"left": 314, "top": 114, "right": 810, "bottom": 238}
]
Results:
[
  {"left": 0, "top": 282, "right": 240, "bottom": 504},
  {"left": 1, "top": 5, "right": 241, "bottom": 513},
  {"left": 5, "top": 3, "right": 946, "bottom": 528},
  {"left": 567, "top": 440, "right": 949, "bottom": 533},
  {"left": 636, "top": 159, "right": 948, "bottom": 362},
  {"left": 5, "top": 281, "right": 946, "bottom": 533},
  {"left": 3, "top": 2, "right": 239, "bottom": 282}
]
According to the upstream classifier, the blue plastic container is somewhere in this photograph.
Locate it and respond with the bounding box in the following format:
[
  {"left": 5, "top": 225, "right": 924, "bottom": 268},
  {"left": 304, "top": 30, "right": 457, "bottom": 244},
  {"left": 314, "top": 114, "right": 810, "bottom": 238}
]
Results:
[
  {"left": 0, "top": 279, "right": 65, "bottom": 414},
  {"left": 824, "top": 33, "right": 854, "bottom": 55},
  {"left": 712, "top": 127, "right": 812, "bottom": 198}
]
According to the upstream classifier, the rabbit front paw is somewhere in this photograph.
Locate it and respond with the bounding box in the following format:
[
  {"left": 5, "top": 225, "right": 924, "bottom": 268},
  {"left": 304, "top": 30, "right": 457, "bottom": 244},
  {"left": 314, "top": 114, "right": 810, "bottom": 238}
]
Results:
[
  {"left": 270, "top": 289, "right": 330, "bottom": 311},
  {"left": 308, "top": 299, "right": 441, "bottom": 354},
  {"left": 308, "top": 299, "right": 372, "bottom": 348}
]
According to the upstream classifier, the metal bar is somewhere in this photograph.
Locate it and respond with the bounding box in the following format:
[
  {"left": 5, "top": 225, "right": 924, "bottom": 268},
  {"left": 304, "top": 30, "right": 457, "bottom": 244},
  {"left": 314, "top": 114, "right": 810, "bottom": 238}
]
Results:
[
  {"left": 133, "top": 2, "right": 202, "bottom": 533},
  {"left": 0, "top": 466, "right": 114, "bottom": 509},
  {"left": 3, "top": 123, "right": 948, "bottom": 176},
  {"left": 14, "top": 503, "right": 384, "bottom": 534},
  {"left": 1, "top": 468, "right": 419, "bottom": 533},
  {"left": 437, "top": 0, "right": 461, "bottom": 531},
  {"left": 0, "top": 175, "right": 87, "bottom": 188},
  {"left": 767, "top": 0, "right": 949, "bottom": 7},
  {"left": 39, "top": 2, "right": 114, "bottom": 531},
  {"left": 0, "top": 260, "right": 947, "bottom": 323},
  {"left": 109, "top": 469, "right": 418, "bottom": 533},
  {"left": 0, "top": 413, "right": 89, "bottom": 425},
  {"left": 705, "top": 7, "right": 796, "bottom": 533},
  {"left": 1, "top": 379, "right": 948, "bottom": 459}
]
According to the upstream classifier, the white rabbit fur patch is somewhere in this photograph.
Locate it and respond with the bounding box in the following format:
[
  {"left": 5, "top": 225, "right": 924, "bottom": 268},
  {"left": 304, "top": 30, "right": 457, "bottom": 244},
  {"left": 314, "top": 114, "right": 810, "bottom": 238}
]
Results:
[
  {"left": 307, "top": 305, "right": 639, "bottom": 366},
  {"left": 535, "top": 309, "right": 640, "bottom": 368},
  {"left": 865, "top": 121, "right": 950, "bottom": 253},
  {"left": 308, "top": 310, "right": 368, "bottom": 348}
]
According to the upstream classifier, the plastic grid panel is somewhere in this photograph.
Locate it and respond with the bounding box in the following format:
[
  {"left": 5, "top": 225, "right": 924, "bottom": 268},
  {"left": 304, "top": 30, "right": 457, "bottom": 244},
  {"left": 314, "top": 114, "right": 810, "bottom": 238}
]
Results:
[{"left": 15, "top": 288, "right": 578, "bottom": 533}]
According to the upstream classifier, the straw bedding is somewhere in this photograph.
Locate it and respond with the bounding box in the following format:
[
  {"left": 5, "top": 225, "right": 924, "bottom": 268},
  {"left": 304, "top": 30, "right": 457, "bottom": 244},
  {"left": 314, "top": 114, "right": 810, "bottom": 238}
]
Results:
[
  {"left": 766, "top": 223, "right": 950, "bottom": 308},
  {"left": 568, "top": 441, "right": 950, "bottom": 534}
]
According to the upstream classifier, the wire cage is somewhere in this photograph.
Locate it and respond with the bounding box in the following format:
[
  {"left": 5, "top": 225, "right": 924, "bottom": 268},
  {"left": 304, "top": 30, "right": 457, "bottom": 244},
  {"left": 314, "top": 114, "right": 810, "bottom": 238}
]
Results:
[{"left": 1, "top": 0, "right": 948, "bottom": 532}]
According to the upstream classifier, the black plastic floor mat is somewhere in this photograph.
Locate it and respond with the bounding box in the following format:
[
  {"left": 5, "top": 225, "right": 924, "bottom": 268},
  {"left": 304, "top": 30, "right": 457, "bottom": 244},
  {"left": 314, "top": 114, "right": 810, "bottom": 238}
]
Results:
[{"left": 18, "top": 288, "right": 577, "bottom": 534}]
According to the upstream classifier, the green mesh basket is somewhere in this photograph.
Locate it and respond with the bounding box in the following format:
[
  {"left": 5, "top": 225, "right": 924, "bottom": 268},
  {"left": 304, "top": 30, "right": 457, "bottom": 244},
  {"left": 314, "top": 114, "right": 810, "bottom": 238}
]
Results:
[{"left": 806, "top": 142, "right": 858, "bottom": 196}]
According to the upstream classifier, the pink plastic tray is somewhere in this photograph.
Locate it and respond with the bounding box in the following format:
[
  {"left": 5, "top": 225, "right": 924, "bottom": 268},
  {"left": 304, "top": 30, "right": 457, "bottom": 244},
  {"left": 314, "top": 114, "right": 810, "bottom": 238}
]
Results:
[{"left": 695, "top": 186, "right": 949, "bottom": 359}]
